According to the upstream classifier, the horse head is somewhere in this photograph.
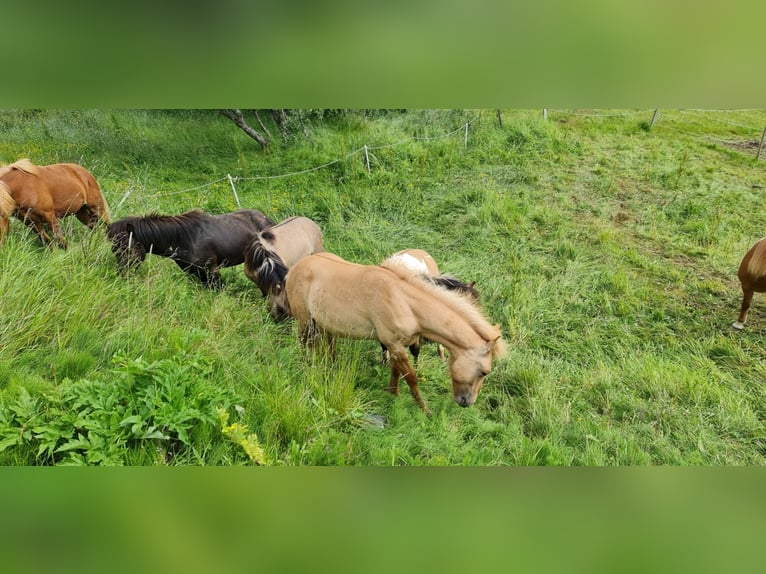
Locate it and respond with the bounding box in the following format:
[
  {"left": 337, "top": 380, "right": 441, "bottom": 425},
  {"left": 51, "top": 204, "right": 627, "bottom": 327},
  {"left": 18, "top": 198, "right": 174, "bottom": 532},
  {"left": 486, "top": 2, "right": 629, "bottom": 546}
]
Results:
[
  {"left": 447, "top": 330, "right": 505, "bottom": 407},
  {"left": 107, "top": 221, "right": 147, "bottom": 273},
  {"left": 268, "top": 283, "right": 292, "bottom": 322}
]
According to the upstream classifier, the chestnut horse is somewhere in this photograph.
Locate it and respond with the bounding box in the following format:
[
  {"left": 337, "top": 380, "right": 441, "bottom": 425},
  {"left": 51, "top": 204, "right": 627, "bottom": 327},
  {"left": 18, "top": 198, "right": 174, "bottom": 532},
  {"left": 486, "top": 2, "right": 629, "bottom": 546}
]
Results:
[
  {"left": 285, "top": 252, "right": 506, "bottom": 413},
  {"left": 733, "top": 237, "right": 766, "bottom": 330},
  {"left": 0, "top": 159, "right": 110, "bottom": 248},
  {"left": 380, "top": 248, "right": 481, "bottom": 362},
  {"left": 107, "top": 208, "right": 274, "bottom": 289},
  {"left": 243, "top": 216, "right": 324, "bottom": 321}
]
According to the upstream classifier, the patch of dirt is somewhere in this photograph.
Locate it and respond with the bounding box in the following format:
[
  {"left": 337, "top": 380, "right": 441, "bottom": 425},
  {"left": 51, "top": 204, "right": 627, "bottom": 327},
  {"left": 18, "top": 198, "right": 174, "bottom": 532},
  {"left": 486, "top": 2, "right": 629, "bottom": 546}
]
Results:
[{"left": 721, "top": 139, "right": 765, "bottom": 157}]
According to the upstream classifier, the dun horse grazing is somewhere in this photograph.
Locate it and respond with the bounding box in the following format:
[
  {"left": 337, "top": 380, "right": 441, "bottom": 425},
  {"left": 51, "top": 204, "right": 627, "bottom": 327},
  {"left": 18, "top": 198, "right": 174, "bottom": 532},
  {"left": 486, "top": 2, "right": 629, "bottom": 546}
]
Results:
[
  {"left": 733, "top": 237, "right": 766, "bottom": 330},
  {"left": 0, "top": 158, "right": 110, "bottom": 248},
  {"left": 107, "top": 208, "right": 274, "bottom": 289},
  {"left": 244, "top": 216, "right": 324, "bottom": 321},
  {"left": 286, "top": 252, "right": 506, "bottom": 413},
  {"left": 380, "top": 248, "right": 481, "bottom": 363}
]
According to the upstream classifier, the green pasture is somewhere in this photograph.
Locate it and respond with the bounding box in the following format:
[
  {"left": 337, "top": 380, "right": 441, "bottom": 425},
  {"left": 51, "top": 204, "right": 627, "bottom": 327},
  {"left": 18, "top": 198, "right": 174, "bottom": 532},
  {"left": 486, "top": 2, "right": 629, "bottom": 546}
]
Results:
[{"left": 0, "top": 108, "right": 764, "bottom": 465}]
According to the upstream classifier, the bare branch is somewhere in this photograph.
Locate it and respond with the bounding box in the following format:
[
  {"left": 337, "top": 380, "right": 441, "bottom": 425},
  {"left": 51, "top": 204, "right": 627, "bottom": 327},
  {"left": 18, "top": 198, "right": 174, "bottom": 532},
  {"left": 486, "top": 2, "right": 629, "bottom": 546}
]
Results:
[{"left": 219, "top": 109, "right": 269, "bottom": 149}]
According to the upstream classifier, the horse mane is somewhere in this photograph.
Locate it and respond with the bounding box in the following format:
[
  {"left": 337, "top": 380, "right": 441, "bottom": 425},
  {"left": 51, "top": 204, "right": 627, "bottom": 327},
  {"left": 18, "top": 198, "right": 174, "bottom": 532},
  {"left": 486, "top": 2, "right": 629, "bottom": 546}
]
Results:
[
  {"left": 108, "top": 209, "right": 209, "bottom": 245},
  {"left": 747, "top": 238, "right": 766, "bottom": 280},
  {"left": 428, "top": 274, "right": 481, "bottom": 303},
  {"left": 384, "top": 259, "right": 506, "bottom": 357},
  {"left": 244, "top": 236, "right": 288, "bottom": 294},
  {"left": 3, "top": 158, "right": 38, "bottom": 176},
  {"left": 0, "top": 159, "right": 36, "bottom": 179}
]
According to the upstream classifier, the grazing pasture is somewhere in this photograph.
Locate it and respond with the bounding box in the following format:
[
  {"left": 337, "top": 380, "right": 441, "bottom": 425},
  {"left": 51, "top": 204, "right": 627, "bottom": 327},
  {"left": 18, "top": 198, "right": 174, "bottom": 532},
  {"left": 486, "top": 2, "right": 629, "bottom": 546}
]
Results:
[{"left": 0, "top": 109, "right": 764, "bottom": 465}]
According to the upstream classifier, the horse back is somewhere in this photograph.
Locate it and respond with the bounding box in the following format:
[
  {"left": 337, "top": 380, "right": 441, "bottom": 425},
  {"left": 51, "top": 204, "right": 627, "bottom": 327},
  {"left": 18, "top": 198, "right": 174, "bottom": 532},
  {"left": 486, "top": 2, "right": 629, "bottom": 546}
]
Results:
[
  {"left": 287, "top": 253, "right": 420, "bottom": 342},
  {"left": 35, "top": 163, "right": 109, "bottom": 219},
  {"left": 261, "top": 216, "right": 324, "bottom": 268}
]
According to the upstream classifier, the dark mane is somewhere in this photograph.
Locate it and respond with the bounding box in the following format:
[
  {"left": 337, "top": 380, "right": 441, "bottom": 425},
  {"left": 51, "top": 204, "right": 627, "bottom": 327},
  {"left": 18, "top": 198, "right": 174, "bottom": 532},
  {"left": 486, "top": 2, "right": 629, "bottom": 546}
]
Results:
[
  {"left": 107, "top": 209, "right": 209, "bottom": 246},
  {"left": 244, "top": 236, "right": 288, "bottom": 295},
  {"left": 427, "top": 273, "right": 481, "bottom": 303}
]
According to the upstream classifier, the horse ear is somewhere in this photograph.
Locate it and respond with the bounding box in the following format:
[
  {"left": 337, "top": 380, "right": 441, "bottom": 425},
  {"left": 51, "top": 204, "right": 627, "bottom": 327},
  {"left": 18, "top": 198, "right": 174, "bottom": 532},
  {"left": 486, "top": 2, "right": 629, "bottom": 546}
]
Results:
[
  {"left": 469, "top": 281, "right": 476, "bottom": 288},
  {"left": 486, "top": 328, "right": 507, "bottom": 359}
]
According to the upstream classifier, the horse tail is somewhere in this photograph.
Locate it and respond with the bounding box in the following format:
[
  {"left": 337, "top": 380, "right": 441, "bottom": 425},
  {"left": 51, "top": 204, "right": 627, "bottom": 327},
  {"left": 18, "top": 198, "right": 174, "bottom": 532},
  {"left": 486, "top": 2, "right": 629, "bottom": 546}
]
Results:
[
  {"left": 77, "top": 165, "right": 111, "bottom": 224},
  {"left": 0, "top": 182, "right": 17, "bottom": 244},
  {"left": 745, "top": 238, "right": 766, "bottom": 281},
  {"left": 244, "top": 236, "right": 289, "bottom": 296}
]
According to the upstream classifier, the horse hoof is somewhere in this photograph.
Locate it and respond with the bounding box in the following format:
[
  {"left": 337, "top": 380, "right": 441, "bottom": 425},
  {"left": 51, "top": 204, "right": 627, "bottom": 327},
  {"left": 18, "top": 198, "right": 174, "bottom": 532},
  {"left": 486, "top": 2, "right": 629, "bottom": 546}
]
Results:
[{"left": 731, "top": 321, "right": 745, "bottom": 331}]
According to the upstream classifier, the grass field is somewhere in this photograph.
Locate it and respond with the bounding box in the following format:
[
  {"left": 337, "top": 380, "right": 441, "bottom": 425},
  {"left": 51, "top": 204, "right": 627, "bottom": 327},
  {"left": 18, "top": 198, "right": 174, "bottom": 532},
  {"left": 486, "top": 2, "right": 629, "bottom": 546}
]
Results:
[{"left": 0, "top": 108, "right": 764, "bottom": 465}]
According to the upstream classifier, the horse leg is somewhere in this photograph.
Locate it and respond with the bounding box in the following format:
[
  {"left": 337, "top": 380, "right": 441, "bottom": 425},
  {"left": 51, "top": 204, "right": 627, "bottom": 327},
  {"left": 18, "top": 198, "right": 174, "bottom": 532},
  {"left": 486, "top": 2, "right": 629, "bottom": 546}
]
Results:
[
  {"left": 408, "top": 339, "right": 421, "bottom": 363},
  {"left": 204, "top": 264, "right": 223, "bottom": 290},
  {"left": 321, "top": 331, "right": 337, "bottom": 361},
  {"left": 381, "top": 343, "right": 390, "bottom": 365},
  {"left": 298, "top": 318, "right": 319, "bottom": 349},
  {"left": 733, "top": 287, "right": 754, "bottom": 330},
  {"left": 75, "top": 206, "right": 99, "bottom": 229},
  {"left": 20, "top": 212, "right": 54, "bottom": 247},
  {"left": 44, "top": 212, "right": 67, "bottom": 249},
  {"left": 389, "top": 349, "right": 430, "bottom": 414}
]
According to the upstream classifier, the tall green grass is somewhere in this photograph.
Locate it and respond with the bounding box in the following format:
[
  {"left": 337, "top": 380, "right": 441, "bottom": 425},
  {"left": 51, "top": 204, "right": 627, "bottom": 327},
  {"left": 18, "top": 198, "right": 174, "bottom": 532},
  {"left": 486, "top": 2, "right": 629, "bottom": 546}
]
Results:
[{"left": 1, "top": 109, "right": 764, "bottom": 465}]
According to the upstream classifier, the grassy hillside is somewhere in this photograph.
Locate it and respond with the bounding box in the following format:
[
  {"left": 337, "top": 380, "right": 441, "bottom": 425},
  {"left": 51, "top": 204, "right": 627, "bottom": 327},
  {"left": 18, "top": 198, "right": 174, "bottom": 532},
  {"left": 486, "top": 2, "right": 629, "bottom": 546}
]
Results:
[{"left": 0, "top": 108, "right": 764, "bottom": 465}]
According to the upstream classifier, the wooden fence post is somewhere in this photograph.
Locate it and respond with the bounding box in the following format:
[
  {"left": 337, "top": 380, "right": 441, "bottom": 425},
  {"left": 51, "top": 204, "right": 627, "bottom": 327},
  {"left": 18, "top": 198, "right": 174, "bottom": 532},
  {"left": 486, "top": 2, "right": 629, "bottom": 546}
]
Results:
[
  {"left": 227, "top": 174, "right": 240, "bottom": 207},
  {"left": 364, "top": 145, "right": 371, "bottom": 173},
  {"left": 757, "top": 124, "right": 766, "bottom": 160}
]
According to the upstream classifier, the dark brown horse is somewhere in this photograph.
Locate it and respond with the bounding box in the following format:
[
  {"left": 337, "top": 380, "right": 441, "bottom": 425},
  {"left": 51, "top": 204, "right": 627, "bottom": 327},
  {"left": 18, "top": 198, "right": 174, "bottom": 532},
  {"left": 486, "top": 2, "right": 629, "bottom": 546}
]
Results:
[
  {"left": 244, "top": 216, "right": 324, "bottom": 321},
  {"left": 286, "top": 252, "right": 505, "bottom": 413},
  {"left": 107, "top": 208, "right": 274, "bottom": 288},
  {"left": 733, "top": 237, "right": 766, "bottom": 330},
  {"left": 0, "top": 159, "right": 111, "bottom": 248}
]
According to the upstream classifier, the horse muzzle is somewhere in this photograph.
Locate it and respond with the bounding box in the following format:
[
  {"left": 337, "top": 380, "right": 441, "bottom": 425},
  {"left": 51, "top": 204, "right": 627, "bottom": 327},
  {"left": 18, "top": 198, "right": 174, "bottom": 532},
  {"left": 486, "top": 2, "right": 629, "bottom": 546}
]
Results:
[{"left": 454, "top": 394, "right": 475, "bottom": 408}]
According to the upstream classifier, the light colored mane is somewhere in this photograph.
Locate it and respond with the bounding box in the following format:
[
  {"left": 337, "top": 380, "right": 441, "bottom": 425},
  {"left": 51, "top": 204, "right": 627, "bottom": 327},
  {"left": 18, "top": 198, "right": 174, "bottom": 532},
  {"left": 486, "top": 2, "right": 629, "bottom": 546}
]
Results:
[
  {"left": 384, "top": 258, "right": 506, "bottom": 358},
  {"left": 0, "top": 158, "right": 38, "bottom": 176},
  {"left": 747, "top": 238, "right": 766, "bottom": 280}
]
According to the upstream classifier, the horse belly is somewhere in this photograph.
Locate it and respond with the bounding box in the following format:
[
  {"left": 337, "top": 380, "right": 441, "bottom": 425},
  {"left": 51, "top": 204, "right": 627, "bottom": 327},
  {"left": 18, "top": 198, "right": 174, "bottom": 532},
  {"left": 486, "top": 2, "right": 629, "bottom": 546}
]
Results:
[
  {"left": 308, "top": 291, "right": 378, "bottom": 339},
  {"left": 309, "top": 281, "right": 420, "bottom": 346}
]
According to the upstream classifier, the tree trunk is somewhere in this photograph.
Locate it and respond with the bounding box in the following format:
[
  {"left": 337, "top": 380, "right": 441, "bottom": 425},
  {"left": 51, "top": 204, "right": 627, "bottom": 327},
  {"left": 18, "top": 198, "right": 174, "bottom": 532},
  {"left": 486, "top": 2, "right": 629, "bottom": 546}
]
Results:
[{"left": 219, "top": 109, "right": 268, "bottom": 149}]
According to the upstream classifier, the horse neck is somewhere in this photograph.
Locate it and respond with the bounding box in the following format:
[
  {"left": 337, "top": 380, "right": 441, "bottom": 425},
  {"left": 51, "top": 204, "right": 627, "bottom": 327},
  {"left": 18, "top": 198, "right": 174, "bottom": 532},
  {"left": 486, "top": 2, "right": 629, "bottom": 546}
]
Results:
[{"left": 404, "top": 283, "right": 487, "bottom": 352}]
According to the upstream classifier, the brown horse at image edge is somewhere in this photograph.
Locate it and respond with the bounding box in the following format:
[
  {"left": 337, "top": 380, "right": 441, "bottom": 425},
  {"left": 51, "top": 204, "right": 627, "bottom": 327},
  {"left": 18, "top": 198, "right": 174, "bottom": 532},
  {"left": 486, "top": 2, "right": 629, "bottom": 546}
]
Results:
[
  {"left": 733, "top": 237, "right": 766, "bottom": 330},
  {"left": 0, "top": 159, "right": 110, "bottom": 248}
]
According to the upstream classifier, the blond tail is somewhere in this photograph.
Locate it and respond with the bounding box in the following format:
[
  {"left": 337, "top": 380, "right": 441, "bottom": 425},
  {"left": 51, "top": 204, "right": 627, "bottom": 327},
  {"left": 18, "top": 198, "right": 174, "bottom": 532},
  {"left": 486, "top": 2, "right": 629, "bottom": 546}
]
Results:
[{"left": 0, "top": 182, "right": 17, "bottom": 244}]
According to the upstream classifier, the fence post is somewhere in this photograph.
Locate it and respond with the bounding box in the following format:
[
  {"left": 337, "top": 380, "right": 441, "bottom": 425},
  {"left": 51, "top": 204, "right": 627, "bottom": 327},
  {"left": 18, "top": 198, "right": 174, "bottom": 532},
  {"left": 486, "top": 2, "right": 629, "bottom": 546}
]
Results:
[
  {"left": 543, "top": 108, "right": 548, "bottom": 121},
  {"left": 117, "top": 188, "right": 132, "bottom": 209},
  {"left": 227, "top": 174, "right": 241, "bottom": 207},
  {"left": 757, "top": 124, "right": 766, "bottom": 160},
  {"left": 649, "top": 109, "right": 659, "bottom": 129},
  {"left": 464, "top": 122, "right": 469, "bottom": 148},
  {"left": 364, "top": 145, "right": 371, "bottom": 173}
]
